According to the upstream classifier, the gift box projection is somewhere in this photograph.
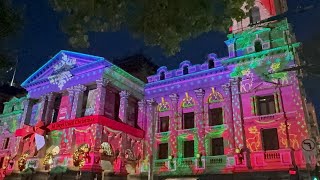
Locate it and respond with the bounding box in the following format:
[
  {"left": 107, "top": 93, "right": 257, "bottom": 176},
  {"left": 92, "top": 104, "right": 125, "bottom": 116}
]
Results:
[{"left": 0, "top": 0, "right": 319, "bottom": 179}]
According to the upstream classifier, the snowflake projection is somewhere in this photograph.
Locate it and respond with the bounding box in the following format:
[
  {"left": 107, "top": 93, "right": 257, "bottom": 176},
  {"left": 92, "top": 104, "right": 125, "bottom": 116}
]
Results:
[
  {"left": 125, "top": 149, "right": 136, "bottom": 161},
  {"left": 48, "top": 53, "right": 77, "bottom": 90},
  {"left": 100, "top": 142, "right": 113, "bottom": 156},
  {"left": 158, "top": 97, "right": 170, "bottom": 112},
  {"left": 181, "top": 92, "right": 195, "bottom": 108},
  {"left": 208, "top": 87, "right": 224, "bottom": 103}
]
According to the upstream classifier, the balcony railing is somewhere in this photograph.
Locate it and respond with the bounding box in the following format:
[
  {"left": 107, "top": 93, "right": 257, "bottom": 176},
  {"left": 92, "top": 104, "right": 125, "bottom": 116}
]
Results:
[
  {"left": 178, "top": 157, "right": 196, "bottom": 168},
  {"left": 206, "top": 155, "right": 226, "bottom": 166},
  {"left": 264, "top": 151, "right": 281, "bottom": 162},
  {"left": 154, "top": 159, "right": 168, "bottom": 169}
]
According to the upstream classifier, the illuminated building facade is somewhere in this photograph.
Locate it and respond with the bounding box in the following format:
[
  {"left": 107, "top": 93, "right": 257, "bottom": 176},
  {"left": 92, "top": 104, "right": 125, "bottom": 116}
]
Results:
[{"left": 0, "top": 0, "right": 318, "bottom": 179}]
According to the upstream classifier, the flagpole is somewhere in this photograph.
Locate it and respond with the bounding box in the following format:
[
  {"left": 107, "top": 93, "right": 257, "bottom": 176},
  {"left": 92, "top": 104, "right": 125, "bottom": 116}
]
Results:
[{"left": 10, "top": 57, "right": 18, "bottom": 86}]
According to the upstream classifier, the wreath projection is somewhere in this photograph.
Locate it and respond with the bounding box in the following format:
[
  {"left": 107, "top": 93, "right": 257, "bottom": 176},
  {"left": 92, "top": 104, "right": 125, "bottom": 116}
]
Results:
[{"left": 73, "top": 144, "right": 91, "bottom": 168}]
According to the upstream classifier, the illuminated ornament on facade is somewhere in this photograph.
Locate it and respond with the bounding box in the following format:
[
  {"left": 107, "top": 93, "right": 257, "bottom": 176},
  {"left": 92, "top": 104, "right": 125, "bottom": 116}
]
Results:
[
  {"left": 73, "top": 144, "right": 91, "bottom": 168},
  {"left": 181, "top": 92, "right": 194, "bottom": 108},
  {"left": 99, "top": 142, "right": 113, "bottom": 156},
  {"left": 18, "top": 153, "right": 29, "bottom": 171},
  {"left": 158, "top": 97, "right": 170, "bottom": 112},
  {"left": 48, "top": 53, "right": 77, "bottom": 90},
  {"left": 208, "top": 87, "right": 224, "bottom": 103},
  {"left": 125, "top": 149, "right": 136, "bottom": 161},
  {"left": 43, "top": 146, "right": 60, "bottom": 169}
]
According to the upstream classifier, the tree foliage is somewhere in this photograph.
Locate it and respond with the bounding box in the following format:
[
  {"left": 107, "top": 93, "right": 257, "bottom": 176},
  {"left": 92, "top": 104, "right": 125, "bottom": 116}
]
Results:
[
  {"left": 51, "top": 0, "right": 254, "bottom": 55},
  {"left": 0, "top": 0, "right": 23, "bottom": 69}
]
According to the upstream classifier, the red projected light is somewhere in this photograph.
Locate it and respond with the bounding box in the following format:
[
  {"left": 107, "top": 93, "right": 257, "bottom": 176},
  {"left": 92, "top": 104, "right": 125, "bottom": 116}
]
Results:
[{"left": 289, "top": 170, "right": 296, "bottom": 175}]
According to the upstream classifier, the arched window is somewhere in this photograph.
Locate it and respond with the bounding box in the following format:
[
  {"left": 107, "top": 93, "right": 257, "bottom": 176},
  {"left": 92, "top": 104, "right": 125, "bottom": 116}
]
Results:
[
  {"left": 208, "top": 60, "right": 215, "bottom": 69},
  {"left": 254, "top": 40, "right": 263, "bottom": 52},
  {"left": 11, "top": 106, "right": 15, "bottom": 112},
  {"left": 250, "top": 6, "right": 261, "bottom": 24},
  {"left": 160, "top": 71, "right": 165, "bottom": 80},
  {"left": 183, "top": 66, "right": 189, "bottom": 75}
]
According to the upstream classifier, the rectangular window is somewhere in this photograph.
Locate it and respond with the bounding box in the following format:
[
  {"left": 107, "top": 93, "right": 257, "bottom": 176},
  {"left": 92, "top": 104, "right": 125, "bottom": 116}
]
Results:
[
  {"left": 159, "top": 116, "right": 169, "bottom": 132},
  {"left": 184, "top": 140, "right": 194, "bottom": 158},
  {"left": 183, "top": 112, "right": 194, "bottom": 129},
  {"left": 209, "top": 108, "right": 223, "bottom": 126},
  {"left": 3, "top": 138, "right": 9, "bottom": 149},
  {"left": 257, "top": 95, "right": 276, "bottom": 115},
  {"left": 158, "top": 143, "right": 168, "bottom": 159},
  {"left": 211, "top": 137, "right": 224, "bottom": 156},
  {"left": 262, "top": 128, "right": 279, "bottom": 150}
]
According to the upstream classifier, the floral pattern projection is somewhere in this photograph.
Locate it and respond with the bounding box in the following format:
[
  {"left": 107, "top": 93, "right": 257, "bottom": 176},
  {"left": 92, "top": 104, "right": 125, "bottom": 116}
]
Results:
[
  {"left": 144, "top": 18, "right": 314, "bottom": 177},
  {"left": 151, "top": 89, "right": 232, "bottom": 176},
  {"left": 0, "top": 97, "right": 26, "bottom": 177},
  {"left": 2, "top": 50, "right": 145, "bottom": 179}
]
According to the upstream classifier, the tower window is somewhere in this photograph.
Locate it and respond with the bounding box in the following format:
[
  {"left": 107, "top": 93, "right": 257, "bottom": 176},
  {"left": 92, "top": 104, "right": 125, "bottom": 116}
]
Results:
[
  {"left": 160, "top": 71, "right": 165, "bottom": 80},
  {"left": 257, "top": 95, "right": 276, "bottom": 115},
  {"left": 254, "top": 40, "right": 263, "bottom": 52},
  {"left": 183, "top": 66, "right": 189, "bottom": 75},
  {"left": 208, "top": 60, "right": 215, "bottom": 69},
  {"left": 250, "top": 6, "right": 261, "bottom": 24}
]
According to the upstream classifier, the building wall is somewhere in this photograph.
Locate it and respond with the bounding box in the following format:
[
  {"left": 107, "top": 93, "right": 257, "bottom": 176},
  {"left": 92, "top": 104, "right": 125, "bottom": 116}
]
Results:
[{"left": 143, "top": 18, "right": 314, "bottom": 177}]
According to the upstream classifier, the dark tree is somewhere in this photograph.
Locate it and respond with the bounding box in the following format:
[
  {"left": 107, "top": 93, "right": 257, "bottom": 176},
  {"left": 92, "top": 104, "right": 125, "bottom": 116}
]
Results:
[
  {"left": 0, "top": 0, "right": 23, "bottom": 69},
  {"left": 50, "top": 0, "right": 254, "bottom": 55}
]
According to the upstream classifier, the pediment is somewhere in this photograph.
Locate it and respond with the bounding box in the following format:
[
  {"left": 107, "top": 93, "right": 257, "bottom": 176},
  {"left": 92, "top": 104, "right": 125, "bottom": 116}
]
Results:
[
  {"left": 251, "top": 81, "right": 277, "bottom": 92},
  {"left": 22, "top": 50, "right": 111, "bottom": 89}
]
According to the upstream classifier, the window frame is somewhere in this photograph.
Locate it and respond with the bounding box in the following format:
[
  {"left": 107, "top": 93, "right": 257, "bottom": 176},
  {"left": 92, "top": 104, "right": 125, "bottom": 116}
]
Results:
[
  {"left": 158, "top": 143, "right": 169, "bottom": 159},
  {"left": 261, "top": 128, "right": 280, "bottom": 150},
  {"left": 183, "top": 140, "right": 194, "bottom": 158},
  {"left": 208, "top": 107, "right": 223, "bottom": 126},
  {"left": 256, "top": 95, "right": 276, "bottom": 115},
  {"left": 159, "top": 116, "right": 170, "bottom": 133},
  {"left": 183, "top": 112, "right": 195, "bottom": 129},
  {"left": 211, "top": 137, "right": 224, "bottom": 156}
]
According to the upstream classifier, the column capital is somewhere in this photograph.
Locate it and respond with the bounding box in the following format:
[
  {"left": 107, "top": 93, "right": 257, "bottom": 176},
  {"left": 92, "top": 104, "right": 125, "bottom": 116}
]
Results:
[
  {"left": 230, "top": 77, "right": 241, "bottom": 86},
  {"left": 73, "top": 84, "right": 87, "bottom": 93},
  {"left": 222, "top": 83, "right": 231, "bottom": 92},
  {"left": 169, "top": 93, "right": 179, "bottom": 102},
  {"left": 146, "top": 99, "right": 157, "bottom": 107},
  {"left": 47, "top": 93, "right": 56, "bottom": 101},
  {"left": 96, "top": 78, "right": 110, "bottom": 88},
  {"left": 138, "top": 100, "right": 146, "bottom": 108},
  {"left": 120, "top": 90, "right": 130, "bottom": 99},
  {"left": 194, "top": 88, "right": 205, "bottom": 99}
]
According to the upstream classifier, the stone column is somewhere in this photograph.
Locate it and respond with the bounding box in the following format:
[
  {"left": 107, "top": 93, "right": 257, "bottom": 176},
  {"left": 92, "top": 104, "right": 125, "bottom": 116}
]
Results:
[
  {"left": 66, "top": 87, "right": 75, "bottom": 120},
  {"left": 194, "top": 88, "right": 206, "bottom": 155},
  {"left": 119, "top": 90, "right": 130, "bottom": 123},
  {"left": 146, "top": 99, "right": 157, "bottom": 179},
  {"left": 44, "top": 93, "right": 56, "bottom": 125},
  {"left": 223, "top": 83, "right": 235, "bottom": 155},
  {"left": 169, "top": 93, "right": 179, "bottom": 157},
  {"left": 70, "top": 85, "right": 87, "bottom": 119},
  {"left": 20, "top": 98, "right": 33, "bottom": 127},
  {"left": 94, "top": 78, "right": 109, "bottom": 115},
  {"left": 37, "top": 95, "right": 47, "bottom": 123},
  {"left": 137, "top": 100, "right": 146, "bottom": 130},
  {"left": 230, "top": 78, "right": 246, "bottom": 149}
]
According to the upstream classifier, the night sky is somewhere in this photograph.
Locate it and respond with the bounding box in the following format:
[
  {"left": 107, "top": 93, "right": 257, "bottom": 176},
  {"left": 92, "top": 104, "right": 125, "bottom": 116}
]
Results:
[{"left": 4, "top": 0, "right": 320, "bottom": 84}]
